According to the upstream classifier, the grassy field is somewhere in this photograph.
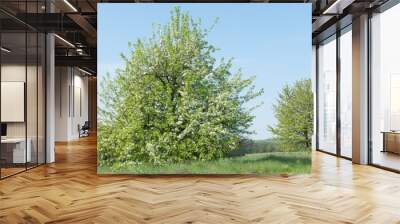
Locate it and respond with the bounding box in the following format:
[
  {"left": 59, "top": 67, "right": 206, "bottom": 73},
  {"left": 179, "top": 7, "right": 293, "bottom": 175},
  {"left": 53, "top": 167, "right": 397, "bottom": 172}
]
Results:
[{"left": 98, "top": 151, "right": 311, "bottom": 175}]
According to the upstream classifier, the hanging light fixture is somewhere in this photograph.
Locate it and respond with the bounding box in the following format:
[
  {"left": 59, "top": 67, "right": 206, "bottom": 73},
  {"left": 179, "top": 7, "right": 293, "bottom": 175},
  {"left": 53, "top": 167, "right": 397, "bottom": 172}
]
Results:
[
  {"left": 1, "top": 47, "right": 11, "bottom": 53},
  {"left": 63, "top": 0, "right": 78, "bottom": 12}
]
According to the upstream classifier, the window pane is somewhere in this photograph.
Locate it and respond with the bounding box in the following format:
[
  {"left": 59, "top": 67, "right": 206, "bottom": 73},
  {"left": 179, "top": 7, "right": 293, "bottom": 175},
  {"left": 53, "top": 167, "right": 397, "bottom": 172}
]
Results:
[
  {"left": 318, "top": 36, "right": 337, "bottom": 154},
  {"left": 340, "top": 28, "right": 352, "bottom": 158},
  {"left": 371, "top": 4, "right": 400, "bottom": 170}
]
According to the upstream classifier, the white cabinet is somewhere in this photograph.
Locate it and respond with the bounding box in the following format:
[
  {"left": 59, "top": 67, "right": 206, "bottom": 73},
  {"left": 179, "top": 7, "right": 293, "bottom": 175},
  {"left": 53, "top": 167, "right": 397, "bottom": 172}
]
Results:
[{"left": 1, "top": 138, "right": 32, "bottom": 163}]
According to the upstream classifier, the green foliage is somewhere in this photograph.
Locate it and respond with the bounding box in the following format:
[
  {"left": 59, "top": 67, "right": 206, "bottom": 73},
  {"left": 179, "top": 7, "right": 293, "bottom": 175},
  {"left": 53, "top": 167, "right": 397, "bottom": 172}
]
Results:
[
  {"left": 268, "top": 79, "right": 313, "bottom": 151},
  {"left": 98, "top": 7, "right": 263, "bottom": 167},
  {"left": 227, "top": 139, "right": 279, "bottom": 157},
  {"left": 98, "top": 152, "right": 311, "bottom": 175}
]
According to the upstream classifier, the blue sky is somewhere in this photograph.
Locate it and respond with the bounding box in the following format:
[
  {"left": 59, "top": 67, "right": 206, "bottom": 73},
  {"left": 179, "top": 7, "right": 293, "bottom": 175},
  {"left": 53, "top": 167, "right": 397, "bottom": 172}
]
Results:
[{"left": 98, "top": 3, "right": 311, "bottom": 140}]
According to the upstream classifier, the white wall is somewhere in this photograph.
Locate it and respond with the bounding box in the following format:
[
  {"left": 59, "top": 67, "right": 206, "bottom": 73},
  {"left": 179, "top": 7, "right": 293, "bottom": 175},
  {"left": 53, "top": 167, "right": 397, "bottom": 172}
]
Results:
[
  {"left": 70, "top": 72, "right": 89, "bottom": 138},
  {"left": 1, "top": 62, "right": 46, "bottom": 164},
  {"left": 1, "top": 65, "right": 26, "bottom": 141},
  {"left": 55, "top": 66, "right": 70, "bottom": 141},
  {"left": 55, "top": 67, "right": 89, "bottom": 141},
  {"left": 1, "top": 65, "right": 36, "bottom": 138}
]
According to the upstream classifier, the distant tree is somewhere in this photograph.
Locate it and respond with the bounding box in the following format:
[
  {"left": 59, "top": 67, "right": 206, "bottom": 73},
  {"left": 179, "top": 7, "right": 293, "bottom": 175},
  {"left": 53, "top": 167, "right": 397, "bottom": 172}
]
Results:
[
  {"left": 268, "top": 79, "right": 313, "bottom": 151},
  {"left": 98, "top": 7, "right": 263, "bottom": 167}
]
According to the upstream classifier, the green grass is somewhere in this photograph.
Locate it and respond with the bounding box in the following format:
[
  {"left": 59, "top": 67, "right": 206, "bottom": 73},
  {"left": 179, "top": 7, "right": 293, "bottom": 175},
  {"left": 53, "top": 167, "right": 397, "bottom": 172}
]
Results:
[{"left": 98, "top": 151, "right": 311, "bottom": 175}]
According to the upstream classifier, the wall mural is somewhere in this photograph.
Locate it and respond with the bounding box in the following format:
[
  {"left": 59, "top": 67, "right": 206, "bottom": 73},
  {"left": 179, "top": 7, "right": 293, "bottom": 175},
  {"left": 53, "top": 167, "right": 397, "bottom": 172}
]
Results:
[{"left": 97, "top": 4, "right": 312, "bottom": 174}]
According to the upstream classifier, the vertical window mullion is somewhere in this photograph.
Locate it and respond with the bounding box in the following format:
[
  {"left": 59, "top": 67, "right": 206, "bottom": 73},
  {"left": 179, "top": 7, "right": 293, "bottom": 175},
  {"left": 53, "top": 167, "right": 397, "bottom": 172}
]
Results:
[
  {"left": 336, "top": 29, "right": 341, "bottom": 157},
  {"left": 25, "top": 0, "right": 28, "bottom": 171},
  {"left": 36, "top": 0, "right": 39, "bottom": 167},
  {"left": 316, "top": 45, "right": 320, "bottom": 150},
  {"left": 367, "top": 11, "right": 373, "bottom": 165},
  {"left": 0, "top": 26, "right": 2, "bottom": 179}
]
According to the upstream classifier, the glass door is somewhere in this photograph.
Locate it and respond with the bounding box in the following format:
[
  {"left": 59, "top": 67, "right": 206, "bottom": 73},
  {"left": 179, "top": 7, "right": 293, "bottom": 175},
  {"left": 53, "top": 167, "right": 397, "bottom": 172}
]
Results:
[{"left": 0, "top": 1, "right": 46, "bottom": 179}]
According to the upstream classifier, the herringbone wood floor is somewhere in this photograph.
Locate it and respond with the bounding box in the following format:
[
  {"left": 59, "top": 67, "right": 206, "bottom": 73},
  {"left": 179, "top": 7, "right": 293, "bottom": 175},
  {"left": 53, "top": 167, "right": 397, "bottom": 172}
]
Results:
[{"left": 1, "top": 135, "right": 400, "bottom": 223}]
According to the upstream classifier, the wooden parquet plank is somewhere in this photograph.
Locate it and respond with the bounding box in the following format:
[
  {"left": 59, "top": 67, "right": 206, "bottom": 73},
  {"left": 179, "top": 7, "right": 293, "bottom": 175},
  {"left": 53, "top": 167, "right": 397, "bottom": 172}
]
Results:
[{"left": 0, "top": 135, "right": 400, "bottom": 223}]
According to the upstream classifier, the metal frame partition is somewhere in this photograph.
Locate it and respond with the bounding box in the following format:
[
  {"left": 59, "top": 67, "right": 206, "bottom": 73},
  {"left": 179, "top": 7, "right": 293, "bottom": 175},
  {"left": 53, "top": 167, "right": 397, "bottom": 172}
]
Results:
[
  {"left": 0, "top": 25, "right": 2, "bottom": 179},
  {"left": 336, "top": 28, "right": 341, "bottom": 159},
  {"left": 0, "top": 0, "right": 48, "bottom": 180}
]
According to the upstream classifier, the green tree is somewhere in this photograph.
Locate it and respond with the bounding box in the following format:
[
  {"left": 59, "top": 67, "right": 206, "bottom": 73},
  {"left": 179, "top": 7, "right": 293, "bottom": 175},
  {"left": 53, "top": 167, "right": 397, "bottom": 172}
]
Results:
[
  {"left": 268, "top": 79, "right": 313, "bottom": 151},
  {"left": 98, "top": 7, "right": 263, "bottom": 167}
]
